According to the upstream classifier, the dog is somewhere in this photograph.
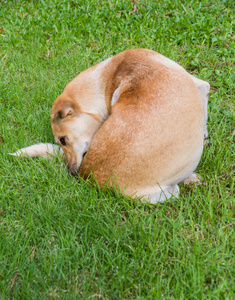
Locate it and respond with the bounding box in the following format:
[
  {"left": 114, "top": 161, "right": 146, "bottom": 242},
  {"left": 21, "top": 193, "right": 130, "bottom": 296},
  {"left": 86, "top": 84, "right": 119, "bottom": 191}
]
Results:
[{"left": 11, "top": 49, "right": 210, "bottom": 203}]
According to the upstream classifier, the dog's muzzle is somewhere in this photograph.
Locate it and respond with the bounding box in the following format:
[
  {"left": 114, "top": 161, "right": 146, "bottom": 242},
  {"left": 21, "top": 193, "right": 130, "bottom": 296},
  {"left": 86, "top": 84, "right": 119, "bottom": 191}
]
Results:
[{"left": 68, "top": 151, "right": 87, "bottom": 176}]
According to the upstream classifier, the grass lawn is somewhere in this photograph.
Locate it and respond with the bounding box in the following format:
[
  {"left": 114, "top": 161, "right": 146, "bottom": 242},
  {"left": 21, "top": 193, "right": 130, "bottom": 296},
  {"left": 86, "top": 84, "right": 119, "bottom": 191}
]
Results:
[{"left": 0, "top": 0, "right": 234, "bottom": 299}]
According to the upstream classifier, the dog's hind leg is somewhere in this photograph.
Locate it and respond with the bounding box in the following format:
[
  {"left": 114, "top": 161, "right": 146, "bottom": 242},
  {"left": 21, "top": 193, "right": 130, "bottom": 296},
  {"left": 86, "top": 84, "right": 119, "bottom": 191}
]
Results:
[
  {"left": 134, "top": 184, "right": 180, "bottom": 204},
  {"left": 148, "top": 185, "right": 180, "bottom": 203}
]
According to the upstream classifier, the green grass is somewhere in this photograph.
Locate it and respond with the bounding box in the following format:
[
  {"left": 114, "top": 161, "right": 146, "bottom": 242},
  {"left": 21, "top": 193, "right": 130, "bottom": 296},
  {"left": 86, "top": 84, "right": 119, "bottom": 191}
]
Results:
[{"left": 0, "top": 0, "right": 234, "bottom": 299}]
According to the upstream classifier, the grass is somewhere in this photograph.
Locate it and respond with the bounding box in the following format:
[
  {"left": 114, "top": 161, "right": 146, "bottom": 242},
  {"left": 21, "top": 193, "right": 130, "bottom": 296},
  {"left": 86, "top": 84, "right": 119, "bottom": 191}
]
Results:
[{"left": 0, "top": 0, "right": 234, "bottom": 298}]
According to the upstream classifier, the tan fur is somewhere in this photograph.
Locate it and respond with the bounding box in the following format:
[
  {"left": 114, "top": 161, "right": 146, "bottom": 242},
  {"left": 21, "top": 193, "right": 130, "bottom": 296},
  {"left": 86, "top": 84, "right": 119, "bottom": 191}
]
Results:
[{"left": 16, "top": 49, "right": 210, "bottom": 203}]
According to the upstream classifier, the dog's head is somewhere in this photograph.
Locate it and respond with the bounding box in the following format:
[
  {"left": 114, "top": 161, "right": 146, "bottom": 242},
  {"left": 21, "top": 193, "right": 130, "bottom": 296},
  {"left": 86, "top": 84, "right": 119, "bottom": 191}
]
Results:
[{"left": 51, "top": 95, "right": 102, "bottom": 175}]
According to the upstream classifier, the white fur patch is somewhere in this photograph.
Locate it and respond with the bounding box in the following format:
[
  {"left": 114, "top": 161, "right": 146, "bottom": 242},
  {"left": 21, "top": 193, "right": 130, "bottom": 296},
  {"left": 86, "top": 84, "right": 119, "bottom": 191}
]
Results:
[
  {"left": 92, "top": 57, "right": 112, "bottom": 78},
  {"left": 111, "top": 87, "right": 120, "bottom": 106}
]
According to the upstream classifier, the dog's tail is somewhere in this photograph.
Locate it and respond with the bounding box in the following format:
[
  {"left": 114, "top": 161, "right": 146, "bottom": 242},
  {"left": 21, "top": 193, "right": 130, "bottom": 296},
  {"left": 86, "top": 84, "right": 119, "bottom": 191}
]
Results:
[{"left": 9, "top": 143, "right": 64, "bottom": 158}]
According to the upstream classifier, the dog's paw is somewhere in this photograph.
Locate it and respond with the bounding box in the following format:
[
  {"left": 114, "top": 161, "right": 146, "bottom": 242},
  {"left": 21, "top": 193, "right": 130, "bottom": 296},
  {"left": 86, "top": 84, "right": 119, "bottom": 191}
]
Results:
[{"left": 183, "top": 173, "right": 202, "bottom": 185}]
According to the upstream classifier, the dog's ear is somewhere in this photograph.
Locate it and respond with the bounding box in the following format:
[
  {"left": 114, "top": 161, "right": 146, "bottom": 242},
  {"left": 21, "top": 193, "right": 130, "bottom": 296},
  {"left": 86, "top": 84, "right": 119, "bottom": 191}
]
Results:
[
  {"left": 51, "top": 99, "right": 80, "bottom": 121},
  {"left": 56, "top": 105, "right": 73, "bottom": 120}
]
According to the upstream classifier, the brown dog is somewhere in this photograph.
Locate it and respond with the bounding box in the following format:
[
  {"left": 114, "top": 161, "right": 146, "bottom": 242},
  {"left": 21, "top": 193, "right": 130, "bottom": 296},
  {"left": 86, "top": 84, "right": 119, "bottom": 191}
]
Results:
[{"left": 12, "top": 49, "right": 210, "bottom": 203}]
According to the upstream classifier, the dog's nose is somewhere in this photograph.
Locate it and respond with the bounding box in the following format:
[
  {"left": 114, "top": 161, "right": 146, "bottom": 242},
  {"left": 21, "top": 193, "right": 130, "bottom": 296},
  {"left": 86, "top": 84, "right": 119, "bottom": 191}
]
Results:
[{"left": 67, "top": 164, "right": 79, "bottom": 176}]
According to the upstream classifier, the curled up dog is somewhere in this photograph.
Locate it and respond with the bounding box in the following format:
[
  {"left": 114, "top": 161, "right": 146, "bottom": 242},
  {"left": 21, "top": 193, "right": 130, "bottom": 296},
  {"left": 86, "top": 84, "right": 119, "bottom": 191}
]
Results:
[{"left": 11, "top": 49, "right": 210, "bottom": 203}]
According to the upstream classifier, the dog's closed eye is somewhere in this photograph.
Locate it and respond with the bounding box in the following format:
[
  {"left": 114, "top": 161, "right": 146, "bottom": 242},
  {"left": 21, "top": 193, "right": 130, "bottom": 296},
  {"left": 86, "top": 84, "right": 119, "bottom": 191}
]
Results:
[{"left": 60, "top": 137, "right": 66, "bottom": 146}]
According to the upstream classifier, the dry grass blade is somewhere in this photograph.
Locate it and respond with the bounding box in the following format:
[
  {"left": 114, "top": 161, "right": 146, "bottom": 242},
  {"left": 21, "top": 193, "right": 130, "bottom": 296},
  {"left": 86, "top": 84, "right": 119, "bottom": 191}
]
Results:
[
  {"left": 10, "top": 273, "right": 18, "bottom": 294},
  {"left": 222, "top": 222, "right": 235, "bottom": 229}
]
